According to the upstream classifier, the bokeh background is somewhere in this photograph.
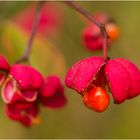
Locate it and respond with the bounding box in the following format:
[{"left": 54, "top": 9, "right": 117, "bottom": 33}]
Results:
[{"left": 0, "top": 1, "right": 140, "bottom": 139}]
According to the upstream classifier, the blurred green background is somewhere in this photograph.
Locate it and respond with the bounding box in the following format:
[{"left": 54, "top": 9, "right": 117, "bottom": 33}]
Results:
[{"left": 0, "top": 1, "right": 140, "bottom": 139}]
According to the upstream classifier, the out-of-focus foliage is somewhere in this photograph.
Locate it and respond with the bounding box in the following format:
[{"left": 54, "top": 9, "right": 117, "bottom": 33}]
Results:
[
  {"left": 0, "top": 2, "right": 30, "bottom": 21},
  {"left": 0, "top": 23, "right": 66, "bottom": 77},
  {"left": 12, "top": 2, "right": 64, "bottom": 38},
  {"left": 0, "top": 1, "right": 140, "bottom": 139}
]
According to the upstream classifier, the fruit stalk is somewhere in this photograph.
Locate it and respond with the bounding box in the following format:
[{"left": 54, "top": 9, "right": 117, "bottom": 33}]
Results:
[
  {"left": 16, "top": 1, "right": 45, "bottom": 63},
  {"left": 65, "top": 1, "right": 109, "bottom": 59}
]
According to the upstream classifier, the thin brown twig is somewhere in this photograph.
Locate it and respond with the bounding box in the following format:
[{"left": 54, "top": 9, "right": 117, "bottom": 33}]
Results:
[
  {"left": 16, "top": 1, "right": 45, "bottom": 64},
  {"left": 65, "top": 1, "right": 109, "bottom": 59}
]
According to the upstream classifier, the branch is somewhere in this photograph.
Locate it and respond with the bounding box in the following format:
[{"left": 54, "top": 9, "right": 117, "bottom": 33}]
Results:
[
  {"left": 16, "top": 1, "right": 45, "bottom": 64},
  {"left": 65, "top": 1, "right": 109, "bottom": 59}
]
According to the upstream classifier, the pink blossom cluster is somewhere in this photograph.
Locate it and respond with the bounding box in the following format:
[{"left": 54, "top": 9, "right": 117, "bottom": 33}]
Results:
[
  {"left": 65, "top": 12, "right": 140, "bottom": 112},
  {"left": 65, "top": 56, "right": 140, "bottom": 106},
  {"left": 0, "top": 54, "right": 67, "bottom": 127}
]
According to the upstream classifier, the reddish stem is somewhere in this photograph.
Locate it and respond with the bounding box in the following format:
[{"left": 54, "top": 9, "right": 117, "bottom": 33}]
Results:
[
  {"left": 16, "top": 1, "right": 45, "bottom": 64},
  {"left": 66, "top": 1, "right": 109, "bottom": 60},
  {"left": 103, "top": 37, "right": 108, "bottom": 59}
]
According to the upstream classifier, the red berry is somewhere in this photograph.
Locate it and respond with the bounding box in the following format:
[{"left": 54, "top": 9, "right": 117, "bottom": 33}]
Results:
[{"left": 82, "top": 87, "right": 110, "bottom": 112}]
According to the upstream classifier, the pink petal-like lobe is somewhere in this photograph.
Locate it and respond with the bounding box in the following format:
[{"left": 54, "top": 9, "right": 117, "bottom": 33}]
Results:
[
  {"left": 105, "top": 59, "right": 130, "bottom": 103},
  {"left": 5, "top": 102, "right": 39, "bottom": 127},
  {"left": 10, "top": 64, "right": 43, "bottom": 91},
  {"left": 39, "top": 76, "right": 67, "bottom": 108},
  {"left": 27, "top": 67, "right": 43, "bottom": 90},
  {"left": 0, "top": 54, "right": 10, "bottom": 71},
  {"left": 10, "top": 65, "right": 32, "bottom": 90},
  {"left": 2, "top": 73, "right": 38, "bottom": 104},
  {"left": 65, "top": 56, "right": 105, "bottom": 94},
  {"left": 0, "top": 55, "right": 10, "bottom": 85},
  {"left": 1, "top": 76, "right": 21, "bottom": 104},
  {"left": 115, "top": 58, "right": 140, "bottom": 98}
]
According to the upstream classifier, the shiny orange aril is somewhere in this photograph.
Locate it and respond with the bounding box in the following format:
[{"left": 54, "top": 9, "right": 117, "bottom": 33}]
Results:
[
  {"left": 82, "top": 87, "right": 110, "bottom": 112},
  {"left": 106, "top": 23, "right": 120, "bottom": 41}
]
